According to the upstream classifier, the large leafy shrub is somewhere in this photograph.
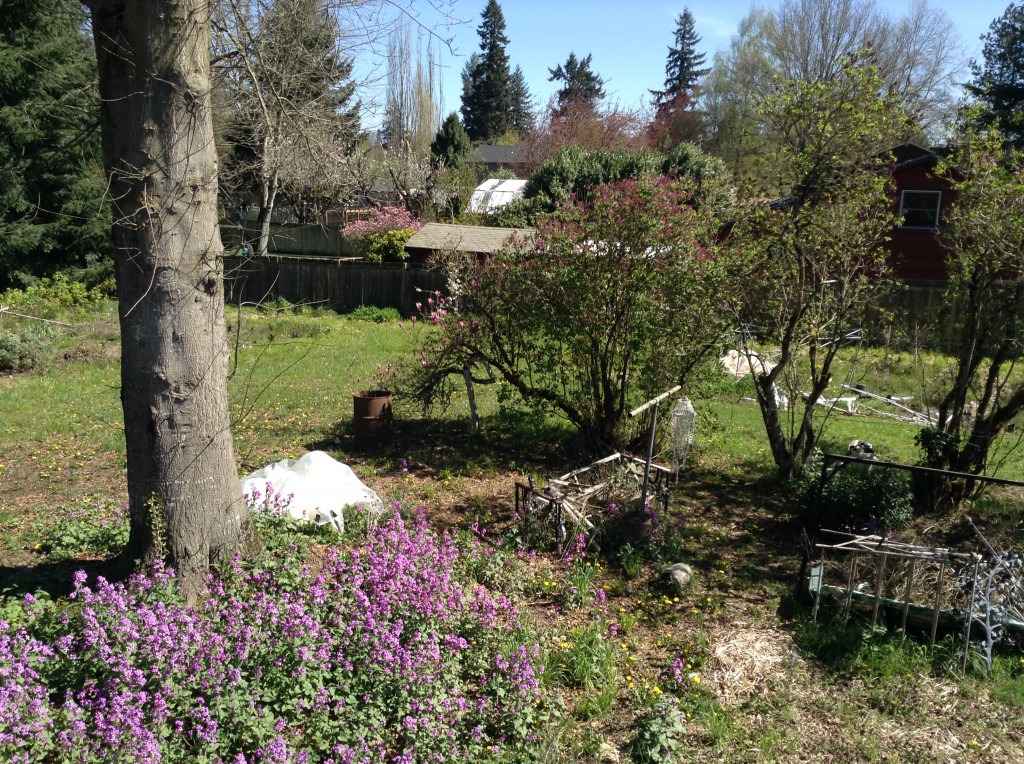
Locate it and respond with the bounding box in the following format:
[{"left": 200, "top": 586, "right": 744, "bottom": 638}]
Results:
[
  {"left": 491, "top": 144, "right": 732, "bottom": 228},
  {"left": 797, "top": 453, "right": 915, "bottom": 532},
  {"left": 407, "top": 175, "right": 735, "bottom": 446}
]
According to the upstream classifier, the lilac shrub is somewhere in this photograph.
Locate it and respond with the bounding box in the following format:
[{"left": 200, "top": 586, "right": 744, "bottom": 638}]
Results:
[{"left": 0, "top": 514, "right": 547, "bottom": 763}]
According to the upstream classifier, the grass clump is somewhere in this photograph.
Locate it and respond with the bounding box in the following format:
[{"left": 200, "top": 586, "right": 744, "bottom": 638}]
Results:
[{"left": 545, "top": 621, "right": 617, "bottom": 691}]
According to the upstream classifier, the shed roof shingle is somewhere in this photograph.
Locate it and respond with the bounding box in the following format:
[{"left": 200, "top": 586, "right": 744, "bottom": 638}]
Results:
[{"left": 405, "top": 223, "right": 534, "bottom": 255}]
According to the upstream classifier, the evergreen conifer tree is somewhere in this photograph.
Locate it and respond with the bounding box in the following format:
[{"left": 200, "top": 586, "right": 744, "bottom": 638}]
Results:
[
  {"left": 510, "top": 66, "right": 535, "bottom": 136},
  {"left": 431, "top": 113, "right": 472, "bottom": 168},
  {"left": 461, "top": 0, "right": 519, "bottom": 142},
  {"left": 0, "top": 0, "right": 110, "bottom": 288},
  {"left": 548, "top": 52, "right": 606, "bottom": 111},
  {"left": 968, "top": 2, "right": 1024, "bottom": 147},
  {"left": 651, "top": 8, "right": 709, "bottom": 107}
]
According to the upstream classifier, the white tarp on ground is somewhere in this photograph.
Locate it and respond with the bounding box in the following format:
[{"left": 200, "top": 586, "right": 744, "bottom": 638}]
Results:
[
  {"left": 719, "top": 349, "right": 777, "bottom": 379},
  {"left": 720, "top": 349, "right": 788, "bottom": 410},
  {"left": 241, "top": 451, "right": 384, "bottom": 534}
]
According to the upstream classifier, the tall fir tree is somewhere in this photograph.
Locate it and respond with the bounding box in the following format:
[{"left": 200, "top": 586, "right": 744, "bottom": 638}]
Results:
[
  {"left": 651, "top": 8, "right": 709, "bottom": 108},
  {"left": 509, "top": 66, "right": 535, "bottom": 136},
  {"left": 0, "top": 0, "right": 110, "bottom": 288},
  {"left": 548, "top": 52, "right": 606, "bottom": 111},
  {"left": 968, "top": 2, "right": 1024, "bottom": 147},
  {"left": 461, "top": 0, "right": 521, "bottom": 142}
]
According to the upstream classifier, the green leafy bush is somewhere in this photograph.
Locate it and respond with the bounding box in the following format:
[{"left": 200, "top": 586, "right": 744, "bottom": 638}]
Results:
[
  {"left": 629, "top": 695, "right": 688, "bottom": 764},
  {"left": 1, "top": 273, "right": 105, "bottom": 319},
  {"left": 344, "top": 206, "right": 422, "bottom": 262},
  {"left": 0, "top": 326, "right": 52, "bottom": 371},
  {"left": 797, "top": 452, "right": 915, "bottom": 532},
  {"left": 258, "top": 295, "right": 294, "bottom": 313},
  {"left": 366, "top": 228, "right": 416, "bottom": 262},
  {"left": 347, "top": 305, "right": 402, "bottom": 323}
]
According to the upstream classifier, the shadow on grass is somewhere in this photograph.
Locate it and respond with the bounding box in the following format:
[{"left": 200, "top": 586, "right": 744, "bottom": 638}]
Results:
[
  {"left": 672, "top": 465, "right": 805, "bottom": 590},
  {"left": 307, "top": 408, "right": 593, "bottom": 479},
  {"left": 0, "top": 555, "right": 124, "bottom": 601}
]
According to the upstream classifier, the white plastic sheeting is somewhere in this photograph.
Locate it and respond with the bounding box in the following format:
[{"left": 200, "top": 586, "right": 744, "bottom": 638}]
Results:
[
  {"left": 468, "top": 178, "right": 528, "bottom": 214},
  {"left": 241, "top": 451, "right": 384, "bottom": 534},
  {"left": 719, "top": 349, "right": 777, "bottom": 378}
]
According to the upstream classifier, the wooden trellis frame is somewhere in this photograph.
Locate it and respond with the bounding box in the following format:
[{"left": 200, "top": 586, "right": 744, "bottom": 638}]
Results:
[
  {"left": 810, "top": 530, "right": 975, "bottom": 647},
  {"left": 514, "top": 452, "right": 673, "bottom": 554}
]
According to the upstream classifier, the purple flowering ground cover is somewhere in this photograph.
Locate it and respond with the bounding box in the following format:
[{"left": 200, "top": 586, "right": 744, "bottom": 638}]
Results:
[{"left": 0, "top": 513, "right": 549, "bottom": 763}]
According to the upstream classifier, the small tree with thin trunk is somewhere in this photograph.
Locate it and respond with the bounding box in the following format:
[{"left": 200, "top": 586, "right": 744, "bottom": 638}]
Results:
[
  {"left": 732, "top": 58, "right": 909, "bottom": 478},
  {"left": 917, "top": 116, "right": 1024, "bottom": 508},
  {"left": 214, "top": 0, "right": 361, "bottom": 256}
]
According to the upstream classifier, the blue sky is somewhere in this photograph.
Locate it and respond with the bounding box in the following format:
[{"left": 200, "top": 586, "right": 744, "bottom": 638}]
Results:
[{"left": 360, "top": 0, "right": 1010, "bottom": 126}]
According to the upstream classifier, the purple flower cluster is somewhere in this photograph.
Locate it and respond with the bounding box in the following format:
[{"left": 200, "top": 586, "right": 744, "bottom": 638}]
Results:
[{"left": 0, "top": 514, "right": 545, "bottom": 762}]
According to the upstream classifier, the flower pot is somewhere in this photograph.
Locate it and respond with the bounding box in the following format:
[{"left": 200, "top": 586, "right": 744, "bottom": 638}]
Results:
[{"left": 353, "top": 390, "right": 393, "bottom": 446}]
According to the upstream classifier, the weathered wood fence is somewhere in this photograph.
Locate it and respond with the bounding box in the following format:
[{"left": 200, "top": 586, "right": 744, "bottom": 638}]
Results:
[
  {"left": 222, "top": 222, "right": 353, "bottom": 258},
  {"left": 222, "top": 255, "right": 446, "bottom": 316}
]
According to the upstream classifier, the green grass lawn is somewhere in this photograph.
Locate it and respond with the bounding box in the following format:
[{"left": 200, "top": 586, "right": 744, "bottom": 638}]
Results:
[{"left": 1, "top": 301, "right": 1022, "bottom": 763}]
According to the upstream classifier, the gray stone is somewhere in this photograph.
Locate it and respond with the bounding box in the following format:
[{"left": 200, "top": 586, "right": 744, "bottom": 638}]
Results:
[{"left": 661, "top": 562, "right": 694, "bottom": 593}]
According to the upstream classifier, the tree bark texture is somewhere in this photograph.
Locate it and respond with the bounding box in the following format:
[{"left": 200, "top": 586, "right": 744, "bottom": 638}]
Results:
[{"left": 88, "top": 0, "right": 257, "bottom": 597}]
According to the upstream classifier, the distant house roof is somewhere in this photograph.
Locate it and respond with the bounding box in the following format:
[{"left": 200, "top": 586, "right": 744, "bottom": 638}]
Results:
[
  {"left": 890, "top": 142, "right": 942, "bottom": 171},
  {"left": 469, "top": 144, "right": 520, "bottom": 166},
  {"left": 404, "top": 223, "right": 534, "bottom": 259},
  {"left": 468, "top": 178, "right": 529, "bottom": 213}
]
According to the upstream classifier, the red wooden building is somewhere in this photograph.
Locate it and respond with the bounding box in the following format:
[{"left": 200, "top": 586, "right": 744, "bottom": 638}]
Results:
[{"left": 885, "top": 143, "right": 954, "bottom": 284}]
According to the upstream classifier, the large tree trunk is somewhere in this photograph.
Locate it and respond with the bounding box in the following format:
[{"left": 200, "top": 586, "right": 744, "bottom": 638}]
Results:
[{"left": 88, "top": 0, "right": 258, "bottom": 600}]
